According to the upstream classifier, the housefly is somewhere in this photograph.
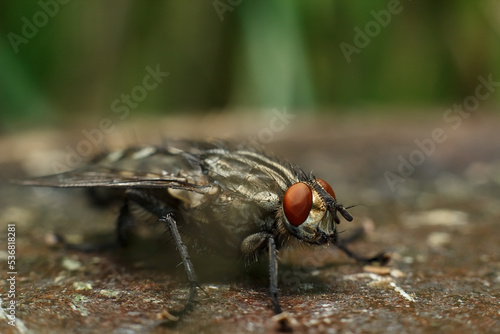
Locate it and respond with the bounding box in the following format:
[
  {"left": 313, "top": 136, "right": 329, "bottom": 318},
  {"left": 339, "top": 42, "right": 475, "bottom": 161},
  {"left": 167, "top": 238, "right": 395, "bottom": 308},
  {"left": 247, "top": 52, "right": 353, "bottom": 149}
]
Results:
[{"left": 13, "top": 140, "right": 388, "bottom": 322}]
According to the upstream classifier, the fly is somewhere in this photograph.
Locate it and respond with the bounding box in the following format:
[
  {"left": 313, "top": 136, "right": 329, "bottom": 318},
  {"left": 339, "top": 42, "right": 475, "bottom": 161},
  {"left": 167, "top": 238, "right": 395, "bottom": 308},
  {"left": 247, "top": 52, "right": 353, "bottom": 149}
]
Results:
[{"left": 13, "top": 140, "right": 389, "bottom": 325}]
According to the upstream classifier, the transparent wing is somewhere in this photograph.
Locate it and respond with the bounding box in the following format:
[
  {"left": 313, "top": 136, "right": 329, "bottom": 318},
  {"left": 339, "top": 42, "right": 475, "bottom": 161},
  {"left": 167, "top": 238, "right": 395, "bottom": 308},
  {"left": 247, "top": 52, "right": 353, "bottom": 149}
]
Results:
[
  {"left": 11, "top": 167, "right": 211, "bottom": 193},
  {"left": 11, "top": 145, "right": 213, "bottom": 193}
]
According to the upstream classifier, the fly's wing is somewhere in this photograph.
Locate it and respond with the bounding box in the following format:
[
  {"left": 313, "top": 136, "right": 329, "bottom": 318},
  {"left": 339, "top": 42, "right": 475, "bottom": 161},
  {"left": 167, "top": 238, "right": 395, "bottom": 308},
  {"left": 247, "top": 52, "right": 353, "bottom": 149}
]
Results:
[
  {"left": 11, "top": 167, "right": 209, "bottom": 193},
  {"left": 11, "top": 146, "right": 212, "bottom": 194}
]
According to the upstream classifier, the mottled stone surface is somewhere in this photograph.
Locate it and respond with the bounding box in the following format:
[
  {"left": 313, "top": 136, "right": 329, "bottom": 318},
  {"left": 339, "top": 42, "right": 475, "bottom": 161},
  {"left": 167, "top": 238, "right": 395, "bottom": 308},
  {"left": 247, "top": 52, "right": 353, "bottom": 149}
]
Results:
[{"left": 1, "top": 113, "right": 499, "bottom": 333}]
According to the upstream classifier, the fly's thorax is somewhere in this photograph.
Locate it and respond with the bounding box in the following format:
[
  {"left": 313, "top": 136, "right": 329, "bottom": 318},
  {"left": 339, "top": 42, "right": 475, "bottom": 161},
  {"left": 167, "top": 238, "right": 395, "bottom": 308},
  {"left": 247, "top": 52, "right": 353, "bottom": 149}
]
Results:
[
  {"left": 199, "top": 150, "right": 297, "bottom": 210},
  {"left": 279, "top": 179, "right": 348, "bottom": 244}
]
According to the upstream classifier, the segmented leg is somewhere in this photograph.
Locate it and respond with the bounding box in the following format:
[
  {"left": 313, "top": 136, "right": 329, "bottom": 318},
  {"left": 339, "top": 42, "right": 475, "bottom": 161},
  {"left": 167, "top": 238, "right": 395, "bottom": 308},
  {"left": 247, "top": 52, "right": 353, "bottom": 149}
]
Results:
[
  {"left": 334, "top": 235, "right": 390, "bottom": 265},
  {"left": 267, "top": 235, "right": 282, "bottom": 314},
  {"left": 267, "top": 236, "right": 294, "bottom": 332},
  {"left": 115, "top": 201, "right": 134, "bottom": 247},
  {"left": 60, "top": 188, "right": 200, "bottom": 315},
  {"left": 126, "top": 190, "right": 199, "bottom": 315},
  {"left": 160, "top": 213, "right": 198, "bottom": 315}
]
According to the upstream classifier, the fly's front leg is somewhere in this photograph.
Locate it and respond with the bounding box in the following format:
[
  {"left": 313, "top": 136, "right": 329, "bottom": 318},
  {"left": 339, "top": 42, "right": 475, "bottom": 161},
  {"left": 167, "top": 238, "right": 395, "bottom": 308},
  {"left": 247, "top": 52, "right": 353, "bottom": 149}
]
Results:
[
  {"left": 242, "top": 233, "right": 285, "bottom": 315},
  {"left": 334, "top": 235, "right": 390, "bottom": 266},
  {"left": 267, "top": 235, "right": 283, "bottom": 314},
  {"left": 268, "top": 236, "right": 295, "bottom": 332}
]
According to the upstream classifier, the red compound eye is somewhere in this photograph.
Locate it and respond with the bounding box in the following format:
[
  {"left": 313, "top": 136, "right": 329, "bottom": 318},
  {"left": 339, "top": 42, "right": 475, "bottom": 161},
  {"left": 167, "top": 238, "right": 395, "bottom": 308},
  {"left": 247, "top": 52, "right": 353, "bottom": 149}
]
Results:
[
  {"left": 283, "top": 182, "right": 313, "bottom": 226},
  {"left": 317, "top": 179, "right": 336, "bottom": 200}
]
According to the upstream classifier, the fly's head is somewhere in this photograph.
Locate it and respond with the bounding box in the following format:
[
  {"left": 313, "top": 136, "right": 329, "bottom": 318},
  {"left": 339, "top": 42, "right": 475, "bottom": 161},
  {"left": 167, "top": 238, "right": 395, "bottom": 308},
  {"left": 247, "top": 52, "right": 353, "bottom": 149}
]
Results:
[{"left": 280, "top": 179, "right": 353, "bottom": 245}]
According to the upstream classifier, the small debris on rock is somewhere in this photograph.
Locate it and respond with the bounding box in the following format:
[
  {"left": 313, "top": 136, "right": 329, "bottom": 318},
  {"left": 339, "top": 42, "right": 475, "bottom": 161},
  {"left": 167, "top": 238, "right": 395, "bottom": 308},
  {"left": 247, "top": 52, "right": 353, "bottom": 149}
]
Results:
[
  {"left": 44, "top": 232, "right": 63, "bottom": 246},
  {"left": 368, "top": 279, "right": 392, "bottom": 289},
  {"left": 100, "top": 289, "right": 121, "bottom": 297},
  {"left": 54, "top": 274, "right": 65, "bottom": 283},
  {"left": 62, "top": 257, "right": 82, "bottom": 271},
  {"left": 427, "top": 232, "right": 452, "bottom": 248},
  {"left": 363, "top": 265, "right": 391, "bottom": 275},
  {"left": 73, "top": 282, "right": 92, "bottom": 290},
  {"left": 156, "top": 310, "right": 179, "bottom": 321},
  {"left": 390, "top": 269, "right": 406, "bottom": 278}
]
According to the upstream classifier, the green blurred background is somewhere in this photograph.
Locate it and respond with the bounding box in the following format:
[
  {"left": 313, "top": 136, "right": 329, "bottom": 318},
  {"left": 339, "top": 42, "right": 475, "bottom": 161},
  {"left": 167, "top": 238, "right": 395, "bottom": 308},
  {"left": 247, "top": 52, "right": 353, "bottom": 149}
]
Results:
[{"left": 1, "top": 0, "right": 499, "bottom": 131}]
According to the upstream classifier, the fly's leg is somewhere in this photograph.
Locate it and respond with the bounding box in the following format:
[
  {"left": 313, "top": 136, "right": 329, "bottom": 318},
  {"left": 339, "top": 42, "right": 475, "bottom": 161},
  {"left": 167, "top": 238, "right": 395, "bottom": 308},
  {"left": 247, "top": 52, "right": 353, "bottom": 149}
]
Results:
[
  {"left": 126, "top": 190, "right": 200, "bottom": 316},
  {"left": 334, "top": 235, "right": 390, "bottom": 266},
  {"left": 62, "top": 189, "right": 200, "bottom": 316},
  {"left": 267, "top": 235, "right": 282, "bottom": 314},
  {"left": 268, "top": 235, "right": 294, "bottom": 332},
  {"left": 160, "top": 213, "right": 198, "bottom": 315},
  {"left": 52, "top": 200, "right": 134, "bottom": 252},
  {"left": 115, "top": 201, "right": 134, "bottom": 248},
  {"left": 241, "top": 234, "right": 288, "bottom": 315}
]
